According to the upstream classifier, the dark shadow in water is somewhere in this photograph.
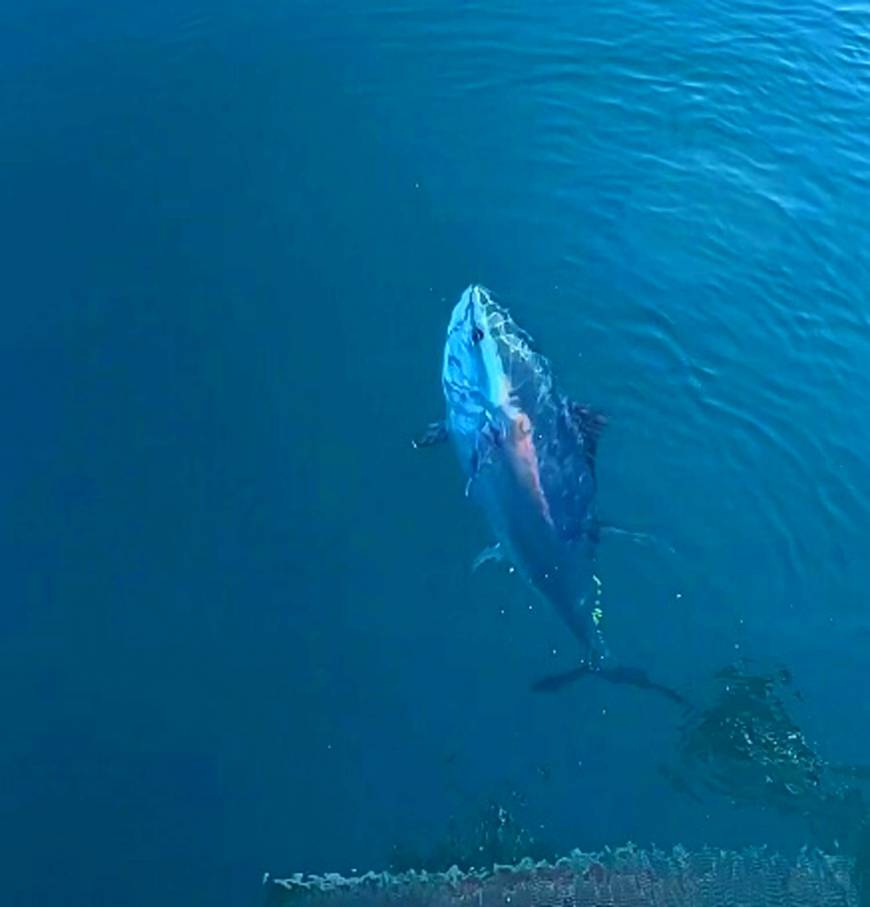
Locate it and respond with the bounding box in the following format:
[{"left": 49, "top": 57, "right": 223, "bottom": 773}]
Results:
[{"left": 663, "top": 659, "right": 870, "bottom": 901}]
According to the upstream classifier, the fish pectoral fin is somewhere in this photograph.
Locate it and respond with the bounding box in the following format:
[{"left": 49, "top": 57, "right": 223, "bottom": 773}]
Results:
[
  {"left": 469, "top": 421, "right": 502, "bottom": 474},
  {"left": 412, "top": 420, "right": 448, "bottom": 449},
  {"left": 596, "top": 521, "right": 675, "bottom": 553},
  {"left": 472, "top": 543, "right": 503, "bottom": 572},
  {"left": 463, "top": 420, "right": 506, "bottom": 497},
  {"left": 564, "top": 400, "right": 607, "bottom": 477}
]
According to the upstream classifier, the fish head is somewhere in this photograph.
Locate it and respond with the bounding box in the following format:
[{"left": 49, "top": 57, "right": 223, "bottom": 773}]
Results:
[{"left": 442, "top": 284, "right": 532, "bottom": 419}]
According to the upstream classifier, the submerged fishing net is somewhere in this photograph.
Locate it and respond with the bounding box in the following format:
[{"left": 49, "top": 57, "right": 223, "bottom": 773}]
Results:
[{"left": 263, "top": 845, "right": 857, "bottom": 906}]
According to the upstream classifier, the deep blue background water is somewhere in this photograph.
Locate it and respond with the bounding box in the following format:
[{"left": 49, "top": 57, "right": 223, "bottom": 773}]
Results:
[{"left": 3, "top": 1, "right": 870, "bottom": 905}]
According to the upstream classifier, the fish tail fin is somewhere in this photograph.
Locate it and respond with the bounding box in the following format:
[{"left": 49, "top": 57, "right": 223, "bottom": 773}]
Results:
[
  {"left": 531, "top": 661, "right": 687, "bottom": 704},
  {"left": 531, "top": 665, "right": 596, "bottom": 693},
  {"left": 595, "top": 663, "right": 689, "bottom": 705},
  {"left": 532, "top": 593, "right": 686, "bottom": 703},
  {"left": 532, "top": 641, "right": 688, "bottom": 705}
]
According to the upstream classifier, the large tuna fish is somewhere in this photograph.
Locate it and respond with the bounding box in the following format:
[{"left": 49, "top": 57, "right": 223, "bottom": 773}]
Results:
[{"left": 416, "top": 284, "right": 681, "bottom": 700}]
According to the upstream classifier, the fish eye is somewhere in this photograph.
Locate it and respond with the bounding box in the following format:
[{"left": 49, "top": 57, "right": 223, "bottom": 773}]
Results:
[{"left": 471, "top": 326, "right": 484, "bottom": 344}]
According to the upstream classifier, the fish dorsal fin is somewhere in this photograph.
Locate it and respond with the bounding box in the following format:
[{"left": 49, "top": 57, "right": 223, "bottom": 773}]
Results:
[
  {"left": 566, "top": 401, "right": 606, "bottom": 475},
  {"left": 567, "top": 401, "right": 607, "bottom": 439},
  {"left": 536, "top": 400, "right": 602, "bottom": 543}
]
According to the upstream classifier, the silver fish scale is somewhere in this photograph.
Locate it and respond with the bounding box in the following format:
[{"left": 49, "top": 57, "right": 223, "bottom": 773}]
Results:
[{"left": 264, "top": 847, "right": 858, "bottom": 906}]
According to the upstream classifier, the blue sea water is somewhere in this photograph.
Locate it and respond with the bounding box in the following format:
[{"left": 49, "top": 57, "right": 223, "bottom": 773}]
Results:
[{"left": 3, "top": 1, "right": 870, "bottom": 904}]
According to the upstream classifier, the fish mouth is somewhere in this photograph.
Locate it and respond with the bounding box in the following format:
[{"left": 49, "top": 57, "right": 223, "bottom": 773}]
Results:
[
  {"left": 443, "top": 284, "right": 545, "bottom": 424},
  {"left": 443, "top": 285, "right": 503, "bottom": 413},
  {"left": 446, "top": 284, "right": 481, "bottom": 336},
  {"left": 448, "top": 284, "right": 510, "bottom": 339}
]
